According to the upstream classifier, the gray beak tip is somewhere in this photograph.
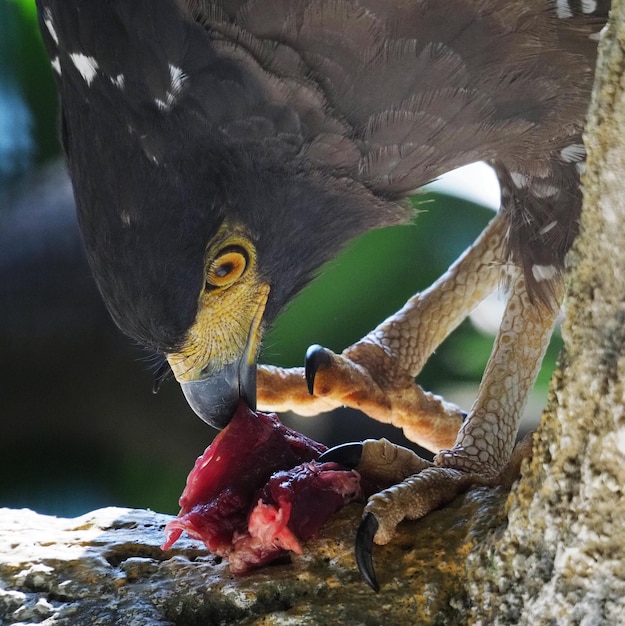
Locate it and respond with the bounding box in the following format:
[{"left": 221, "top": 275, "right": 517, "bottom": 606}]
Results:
[{"left": 180, "top": 360, "right": 257, "bottom": 430}]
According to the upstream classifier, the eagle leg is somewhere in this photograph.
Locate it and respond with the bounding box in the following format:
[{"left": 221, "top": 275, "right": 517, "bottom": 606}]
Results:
[
  {"left": 258, "top": 212, "right": 507, "bottom": 452},
  {"left": 258, "top": 207, "right": 563, "bottom": 588},
  {"left": 258, "top": 202, "right": 563, "bottom": 590},
  {"left": 355, "top": 267, "right": 560, "bottom": 588},
  {"left": 317, "top": 433, "right": 534, "bottom": 590}
]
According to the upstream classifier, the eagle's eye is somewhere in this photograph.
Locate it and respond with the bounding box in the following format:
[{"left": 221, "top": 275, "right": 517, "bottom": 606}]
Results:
[{"left": 205, "top": 246, "right": 249, "bottom": 289}]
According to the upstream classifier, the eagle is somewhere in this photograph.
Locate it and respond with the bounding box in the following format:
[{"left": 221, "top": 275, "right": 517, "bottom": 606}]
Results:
[{"left": 36, "top": 0, "right": 607, "bottom": 589}]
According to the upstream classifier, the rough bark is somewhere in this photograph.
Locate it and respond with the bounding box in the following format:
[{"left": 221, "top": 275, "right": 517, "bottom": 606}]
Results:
[
  {"left": 2, "top": 4, "right": 624, "bottom": 626},
  {"left": 467, "top": 3, "right": 625, "bottom": 623}
]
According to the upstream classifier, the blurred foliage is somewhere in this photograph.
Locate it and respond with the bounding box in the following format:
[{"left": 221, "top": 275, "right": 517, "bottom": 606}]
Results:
[
  {"left": 1, "top": 0, "right": 59, "bottom": 182},
  {"left": 1, "top": 0, "right": 561, "bottom": 517},
  {"left": 265, "top": 198, "right": 493, "bottom": 387}
]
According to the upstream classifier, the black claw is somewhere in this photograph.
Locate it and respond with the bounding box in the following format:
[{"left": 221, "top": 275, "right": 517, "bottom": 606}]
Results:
[
  {"left": 304, "top": 344, "right": 332, "bottom": 395},
  {"left": 356, "top": 512, "right": 380, "bottom": 592},
  {"left": 317, "top": 442, "right": 364, "bottom": 468},
  {"left": 461, "top": 410, "right": 469, "bottom": 421}
]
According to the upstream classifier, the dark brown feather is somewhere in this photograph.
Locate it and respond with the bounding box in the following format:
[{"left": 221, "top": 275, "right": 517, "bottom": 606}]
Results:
[
  {"left": 36, "top": 0, "right": 608, "bottom": 346},
  {"left": 185, "top": 0, "right": 606, "bottom": 305}
]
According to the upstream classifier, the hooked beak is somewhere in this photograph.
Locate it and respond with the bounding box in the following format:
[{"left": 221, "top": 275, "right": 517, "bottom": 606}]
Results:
[
  {"left": 167, "top": 284, "right": 269, "bottom": 430},
  {"left": 179, "top": 357, "right": 257, "bottom": 429}
]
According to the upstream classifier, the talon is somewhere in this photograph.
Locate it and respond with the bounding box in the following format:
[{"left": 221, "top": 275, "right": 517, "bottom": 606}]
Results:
[
  {"left": 355, "top": 512, "right": 380, "bottom": 592},
  {"left": 305, "top": 344, "right": 332, "bottom": 395},
  {"left": 317, "top": 442, "right": 363, "bottom": 468}
]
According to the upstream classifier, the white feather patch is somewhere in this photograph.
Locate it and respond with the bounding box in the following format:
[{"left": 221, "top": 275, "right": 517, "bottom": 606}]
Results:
[
  {"left": 70, "top": 53, "right": 99, "bottom": 85},
  {"left": 560, "top": 144, "right": 586, "bottom": 163},
  {"left": 510, "top": 172, "right": 529, "bottom": 189},
  {"left": 539, "top": 221, "right": 558, "bottom": 236},
  {"left": 532, "top": 182, "right": 559, "bottom": 198},
  {"left": 556, "top": 0, "right": 573, "bottom": 18},
  {"left": 111, "top": 74, "right": 125, "bottom": 90},
  {"left": 43, "top": 8, "right": 59, "bottom": 45},
  {"left": 169, "top": 64, "right": 187, "bottom": 96},
  {"left": 155, "top": 65, "right": 188, "bottom": 111},
  {"left": 532, "top": 264, "right": 558, "bottom": 282},
  {"left": 582, "top": 0, "right": 597, "bottom": 13},
  {"left": 51, "top": 56, "right": 62, "bottom": 76}
]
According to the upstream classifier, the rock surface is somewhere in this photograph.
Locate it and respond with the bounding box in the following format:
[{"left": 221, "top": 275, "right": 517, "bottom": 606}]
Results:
[{"left": 0, "top": 487, "right": 508, "bottom": 625}]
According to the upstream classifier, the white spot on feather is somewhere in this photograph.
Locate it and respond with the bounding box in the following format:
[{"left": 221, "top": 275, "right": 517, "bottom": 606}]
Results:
[
  {"left": 582, "top": 0, "right": 597, "bottom": 13},
  {"left": 155, "top": 65, "right": 188, "bottom": 111},
  {"left": 532, "top": 264, "right": 558, "bottom": 282},
  {"left": 560, "top": 144, "right": 586, "bottom": 163},
  {"left": 43, "top": 8, "right": 59, "bottom": 45},
  {"left": 539, "top": 221, "right": 558, "bottom": 236},
  {"left": 111, "top": 74, "right": 125, "bottom": 89},
  {"left": 154, "top": 98, "right": 169, "bottom": 111},
  {"left": 532, "top": 182, "right": 559, "bottom": 198},
  {"left": 556, "top": 0, "right": 573, "bottom": 18},
  {"left": 51, "top": 56, "right": 62, "bottom": 76},
  {"left": 169, "top": 64, "right": 187, "bottom": 96},
  {"left": 120, "top": 210, "right": 132, "bottom": 226},
  {"left": 510, "top": 172, "right": 529, "bottom": 189},
  {"left": 70, "top": 53, "right": 99, "bottom": 85}
]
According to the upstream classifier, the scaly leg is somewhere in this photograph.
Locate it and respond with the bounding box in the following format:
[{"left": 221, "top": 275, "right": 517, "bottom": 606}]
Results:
[
  {"left": 363, "top": 269, "right": 562, "bottom": 544},
  {"left": 258, "top": 212, "right": 507, "bottom": 452},
  {"left": 316, "top": 268, "right": 560, "bottom": 590},
  {"left": 259, "top": 209, "right": 562, "bottom": 590}
]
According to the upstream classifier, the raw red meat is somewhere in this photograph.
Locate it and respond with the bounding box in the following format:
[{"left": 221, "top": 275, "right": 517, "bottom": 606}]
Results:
[{"left": 162, "top": 403, "right": 362, "bottom": 573}]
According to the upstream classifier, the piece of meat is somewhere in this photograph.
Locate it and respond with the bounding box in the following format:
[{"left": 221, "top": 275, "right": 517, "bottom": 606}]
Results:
[{"left": 162, "top": 403, "right": 362, "bottom": 573}]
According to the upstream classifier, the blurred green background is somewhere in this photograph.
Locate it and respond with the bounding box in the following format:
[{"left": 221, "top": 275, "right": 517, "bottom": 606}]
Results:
[{"left": 0, "top": 0, "right": 561, "bottom": 518}]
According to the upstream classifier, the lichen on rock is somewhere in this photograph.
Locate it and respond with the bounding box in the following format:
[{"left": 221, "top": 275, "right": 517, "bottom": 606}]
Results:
[{"left": 0, "top": 487, "right": 509, "bottom": 625}]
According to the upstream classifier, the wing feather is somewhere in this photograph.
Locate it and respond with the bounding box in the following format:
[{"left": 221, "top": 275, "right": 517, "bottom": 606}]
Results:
[{"left": 187, "top": 0, "right": 597, "bottom": 195}]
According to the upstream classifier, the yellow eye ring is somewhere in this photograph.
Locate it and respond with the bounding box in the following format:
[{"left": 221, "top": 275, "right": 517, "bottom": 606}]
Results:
[{"left": 206, "top": 246, "right": 248, "bottom": 289}]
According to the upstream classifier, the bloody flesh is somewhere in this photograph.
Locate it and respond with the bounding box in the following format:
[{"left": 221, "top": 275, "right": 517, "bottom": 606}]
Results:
[{"left": 163, "top": 403, "right": 362, "bottom": 573}]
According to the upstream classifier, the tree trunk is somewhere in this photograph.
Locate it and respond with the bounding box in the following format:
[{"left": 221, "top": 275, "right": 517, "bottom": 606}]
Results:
[{"left": 467, "top": 3, "right": 625, "bottom": 623}]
